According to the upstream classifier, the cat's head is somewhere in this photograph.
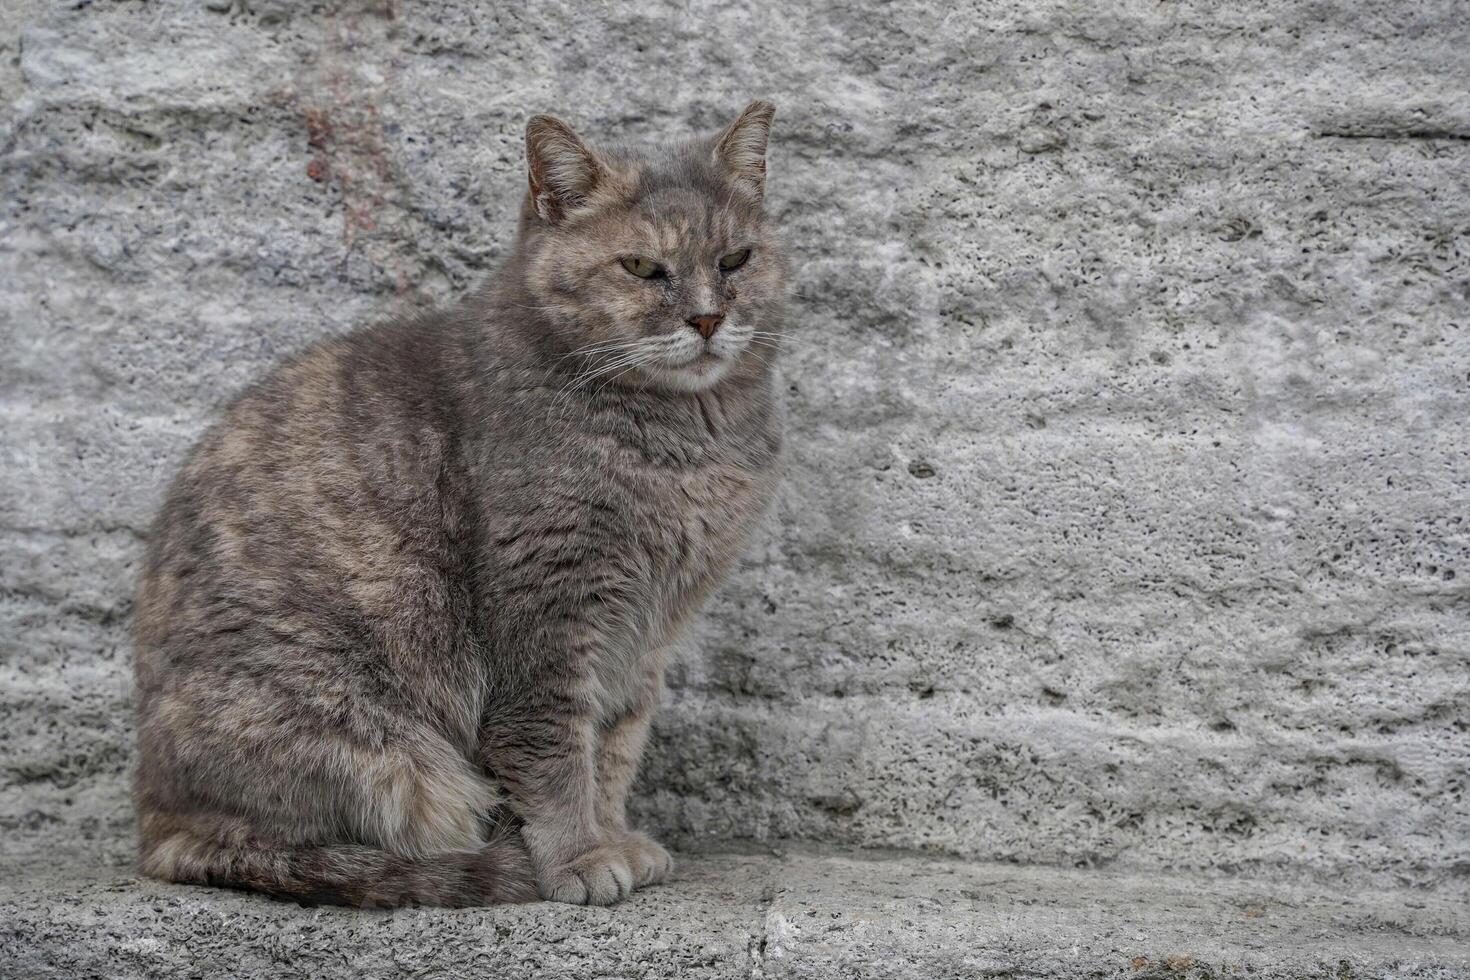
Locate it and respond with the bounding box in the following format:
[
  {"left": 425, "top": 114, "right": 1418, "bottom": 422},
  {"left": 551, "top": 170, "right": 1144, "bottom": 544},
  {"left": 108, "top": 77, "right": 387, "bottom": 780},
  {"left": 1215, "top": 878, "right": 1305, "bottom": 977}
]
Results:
[{"left": 514, "top": 101, "right": 785, "bottom": 394}]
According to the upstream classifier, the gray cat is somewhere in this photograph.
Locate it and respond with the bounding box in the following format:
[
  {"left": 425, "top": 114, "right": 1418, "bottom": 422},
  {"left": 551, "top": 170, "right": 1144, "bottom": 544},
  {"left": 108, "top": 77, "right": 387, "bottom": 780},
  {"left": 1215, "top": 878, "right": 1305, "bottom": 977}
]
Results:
[{"left": 132, "top": 102, "right": 785, "bottom": 907}]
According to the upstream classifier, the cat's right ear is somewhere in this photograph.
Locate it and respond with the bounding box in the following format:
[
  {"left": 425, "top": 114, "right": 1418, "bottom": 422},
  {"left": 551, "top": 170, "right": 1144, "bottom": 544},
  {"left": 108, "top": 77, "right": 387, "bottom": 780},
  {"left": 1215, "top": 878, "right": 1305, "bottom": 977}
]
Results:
[{"left": 525, "top": 115, "right": 604, "bottom": 223}]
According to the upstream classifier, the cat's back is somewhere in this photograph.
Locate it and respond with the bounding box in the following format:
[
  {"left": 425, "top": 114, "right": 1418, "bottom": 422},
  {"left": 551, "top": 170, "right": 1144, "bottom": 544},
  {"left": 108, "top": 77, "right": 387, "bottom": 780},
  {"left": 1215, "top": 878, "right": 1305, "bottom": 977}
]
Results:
[{"left": 134, "top": 311, "right": 472, "bottom": 664}]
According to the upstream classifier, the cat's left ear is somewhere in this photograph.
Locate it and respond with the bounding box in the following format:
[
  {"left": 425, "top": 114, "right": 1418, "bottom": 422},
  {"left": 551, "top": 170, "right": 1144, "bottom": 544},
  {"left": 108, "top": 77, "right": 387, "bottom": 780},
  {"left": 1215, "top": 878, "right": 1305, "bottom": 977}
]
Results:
[{"left": 714, "top": 100, "right": 776, "bottom": 201}]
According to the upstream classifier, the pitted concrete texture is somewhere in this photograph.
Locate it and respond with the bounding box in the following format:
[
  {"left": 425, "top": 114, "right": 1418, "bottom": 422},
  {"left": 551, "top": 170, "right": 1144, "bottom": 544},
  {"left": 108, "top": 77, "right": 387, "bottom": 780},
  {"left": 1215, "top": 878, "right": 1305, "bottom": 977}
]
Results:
[
  {"left": 2, "top": 0, "right": 1469, "bottom": 918},
  {"left": 3, "top": 842, "right": 1468, "bottom": 980}
]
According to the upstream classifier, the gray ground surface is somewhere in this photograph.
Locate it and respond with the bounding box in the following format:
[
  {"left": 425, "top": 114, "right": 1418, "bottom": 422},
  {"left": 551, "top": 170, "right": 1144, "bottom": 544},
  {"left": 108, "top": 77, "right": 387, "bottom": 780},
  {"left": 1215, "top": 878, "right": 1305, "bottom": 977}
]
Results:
[
  {"left": 5, "top": 841, "right": 1468, "bottom": 979},
  {"left": 3, "top": 0, "right": 1469, "bottom": 973}
]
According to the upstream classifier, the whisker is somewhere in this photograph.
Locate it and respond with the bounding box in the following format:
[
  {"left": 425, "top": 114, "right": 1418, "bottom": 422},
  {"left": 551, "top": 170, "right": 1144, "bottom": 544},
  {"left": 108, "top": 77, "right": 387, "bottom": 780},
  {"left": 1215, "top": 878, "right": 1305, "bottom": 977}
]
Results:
[
  {"left": 553, "top": 339, "right": 651, "bottom": 366},
  {"left": 742, "top": 349, "right": 775, "bottom": 371},
  {"left": 747, "top": 330, "right": 806, "bottom": 347},
  {"left": 556, "top": 346, "right": 661, "bottom": 406},
  {"left": 589, "top": 351, "right": 662, "bottom": 400},
  {"left": 506, "top": 302, "right": 569, "bottom": 316}
]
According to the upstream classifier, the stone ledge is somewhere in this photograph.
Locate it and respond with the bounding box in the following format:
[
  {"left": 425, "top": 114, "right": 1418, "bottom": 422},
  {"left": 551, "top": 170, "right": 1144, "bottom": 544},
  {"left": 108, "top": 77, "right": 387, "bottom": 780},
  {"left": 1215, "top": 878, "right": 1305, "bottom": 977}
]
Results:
[{"left": 3, "top": 844, "right": 1466, "bottom": 979}]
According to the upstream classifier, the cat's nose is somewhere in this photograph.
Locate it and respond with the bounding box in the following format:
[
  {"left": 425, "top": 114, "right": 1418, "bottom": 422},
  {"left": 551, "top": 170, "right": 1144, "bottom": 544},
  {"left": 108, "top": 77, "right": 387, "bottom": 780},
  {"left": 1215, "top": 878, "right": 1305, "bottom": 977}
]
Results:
[{"left": 687, "top": 313, "right": 724, "bottom": 339}]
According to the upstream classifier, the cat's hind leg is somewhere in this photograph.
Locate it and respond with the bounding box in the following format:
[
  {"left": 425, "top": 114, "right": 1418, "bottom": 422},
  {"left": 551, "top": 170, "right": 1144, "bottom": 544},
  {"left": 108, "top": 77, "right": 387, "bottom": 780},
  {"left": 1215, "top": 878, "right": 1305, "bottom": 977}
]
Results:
[
  {"left": 136, "top": 681, "right": 529, "bottom": 906},
  {"left": 348, "top": 734, "right": 504, "bottom": 858}
]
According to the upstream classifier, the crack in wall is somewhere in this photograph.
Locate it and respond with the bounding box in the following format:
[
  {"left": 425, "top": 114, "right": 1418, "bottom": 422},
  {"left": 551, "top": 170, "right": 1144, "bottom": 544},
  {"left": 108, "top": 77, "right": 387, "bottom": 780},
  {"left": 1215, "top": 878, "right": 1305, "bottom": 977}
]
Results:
[{"left": 1313, "top": 129, "right": 1470, "bottom": 141}]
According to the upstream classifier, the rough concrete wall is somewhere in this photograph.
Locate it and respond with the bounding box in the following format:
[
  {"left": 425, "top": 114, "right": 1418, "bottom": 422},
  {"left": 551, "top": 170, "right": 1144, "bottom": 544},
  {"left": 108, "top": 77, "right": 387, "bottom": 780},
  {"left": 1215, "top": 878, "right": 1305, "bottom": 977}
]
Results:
[{"left": 2, "top": 0, "right": 1467, "bottom": 889}]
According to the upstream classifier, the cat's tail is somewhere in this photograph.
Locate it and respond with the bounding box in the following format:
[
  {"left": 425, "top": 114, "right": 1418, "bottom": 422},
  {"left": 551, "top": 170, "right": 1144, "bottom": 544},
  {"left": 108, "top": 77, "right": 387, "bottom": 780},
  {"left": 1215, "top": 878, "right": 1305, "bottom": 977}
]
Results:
[{"left": 138, "top": 812, "right": 538, "bottom": 908}]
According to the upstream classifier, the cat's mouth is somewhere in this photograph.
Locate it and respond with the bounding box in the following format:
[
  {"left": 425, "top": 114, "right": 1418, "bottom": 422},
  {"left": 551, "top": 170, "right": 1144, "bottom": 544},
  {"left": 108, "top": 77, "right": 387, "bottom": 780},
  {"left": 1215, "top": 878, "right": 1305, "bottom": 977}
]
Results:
[
  {"left": 647, "top": 346, "right": 734, "bottom": 393},
  {"left": 639, "top": 323, "right": 754, "bottom": 391}
]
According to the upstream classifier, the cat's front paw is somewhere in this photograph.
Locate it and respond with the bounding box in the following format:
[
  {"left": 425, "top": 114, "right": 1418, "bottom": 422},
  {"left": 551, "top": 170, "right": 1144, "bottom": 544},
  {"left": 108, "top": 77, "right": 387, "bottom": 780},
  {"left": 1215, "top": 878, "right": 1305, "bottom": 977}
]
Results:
[
  {"left": 617, "top": 830, "right": 673, "bottom": 887},
  {"left": 539, "top": 843, "right": 635, "bottom": 906}
]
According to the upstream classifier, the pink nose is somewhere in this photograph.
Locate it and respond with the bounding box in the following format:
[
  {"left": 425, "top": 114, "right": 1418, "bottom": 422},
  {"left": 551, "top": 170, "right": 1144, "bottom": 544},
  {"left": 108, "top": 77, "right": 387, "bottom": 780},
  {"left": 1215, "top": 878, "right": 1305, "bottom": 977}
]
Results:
[{"left": 688, "top": 313, "right": 724, "bottom": 339}]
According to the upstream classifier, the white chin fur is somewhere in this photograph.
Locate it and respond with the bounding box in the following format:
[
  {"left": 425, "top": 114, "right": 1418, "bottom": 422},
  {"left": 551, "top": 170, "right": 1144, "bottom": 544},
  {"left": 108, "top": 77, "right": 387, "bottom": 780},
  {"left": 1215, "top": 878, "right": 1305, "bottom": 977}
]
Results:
[{"left": 648, "top": 357, "right": 735, "bottom": 393}]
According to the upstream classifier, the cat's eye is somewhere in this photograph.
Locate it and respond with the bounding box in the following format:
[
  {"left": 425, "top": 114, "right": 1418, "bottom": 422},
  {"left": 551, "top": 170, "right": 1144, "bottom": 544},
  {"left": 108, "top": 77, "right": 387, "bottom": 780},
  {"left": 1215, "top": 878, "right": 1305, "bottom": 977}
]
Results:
[
  {"left": 718, "top": 249, "right": 751, "bottom": 272},
  {"left": 621, "top": 257, "right": 663, "bottom": 279}
]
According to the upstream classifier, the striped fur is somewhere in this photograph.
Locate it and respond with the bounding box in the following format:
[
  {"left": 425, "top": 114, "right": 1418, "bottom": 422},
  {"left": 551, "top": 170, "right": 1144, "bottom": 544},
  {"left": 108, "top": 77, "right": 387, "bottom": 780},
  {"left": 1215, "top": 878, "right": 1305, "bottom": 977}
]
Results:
[{"left": 133, "top": 102, "right": 785, "bottom": 907}]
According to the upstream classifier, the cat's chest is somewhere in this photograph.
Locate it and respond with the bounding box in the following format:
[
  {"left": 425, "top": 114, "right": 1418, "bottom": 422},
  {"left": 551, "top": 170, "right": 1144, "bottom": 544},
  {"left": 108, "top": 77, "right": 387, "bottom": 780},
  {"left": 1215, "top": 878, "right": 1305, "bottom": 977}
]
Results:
[
  {"left": 658, "top": 460, "right": 767, "bottom": 574},
  {"left": 625, "top": 413, "right": 777, "bottom": 637},
  {"left": 578, "top": 424, "right": 775, "bottom": 718}
]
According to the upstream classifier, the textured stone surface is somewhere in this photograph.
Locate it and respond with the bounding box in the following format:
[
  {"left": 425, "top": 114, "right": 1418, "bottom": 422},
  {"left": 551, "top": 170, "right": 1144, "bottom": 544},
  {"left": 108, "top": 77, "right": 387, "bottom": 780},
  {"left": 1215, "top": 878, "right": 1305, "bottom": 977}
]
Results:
[
  {"left": 2, "top": 0, "right": 1469, "bottom": 929},
  {"left": 4, "top": 841, "right": 1469, "bottom": 979}
]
